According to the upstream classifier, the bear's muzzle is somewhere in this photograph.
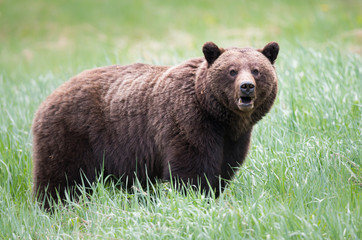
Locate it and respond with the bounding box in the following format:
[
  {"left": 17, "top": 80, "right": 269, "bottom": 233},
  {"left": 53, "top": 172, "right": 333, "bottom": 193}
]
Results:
[{"left": 237, "top": 81, "right": 256, "bottom": 111}]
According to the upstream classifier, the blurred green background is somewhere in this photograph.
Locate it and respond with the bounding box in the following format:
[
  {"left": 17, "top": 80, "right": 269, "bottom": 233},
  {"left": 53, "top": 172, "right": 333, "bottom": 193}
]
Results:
[
  {"left": 1, "top": 0, "right": 361, "bottom": 76},
  {"left": 0, "top": 0, "right": 361, "bottom": 238}
]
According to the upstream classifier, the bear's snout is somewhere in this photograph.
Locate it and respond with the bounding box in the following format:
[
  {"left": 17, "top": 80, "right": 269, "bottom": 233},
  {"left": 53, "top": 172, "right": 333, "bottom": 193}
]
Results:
[
  {"left": 240, "top": 81, "right": 255, "bottom": 96},
  {"left": 237, "top": 80, "right": 256, "bottom": 112}
]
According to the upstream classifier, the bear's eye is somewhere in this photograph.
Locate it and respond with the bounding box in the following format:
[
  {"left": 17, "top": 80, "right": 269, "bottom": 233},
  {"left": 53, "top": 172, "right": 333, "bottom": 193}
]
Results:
[
  {"left": 229, "top": 70, "right": 238, "bottom": 77},
  {"left": 251, "top": 69, "right": 259, "bottom": 76}
]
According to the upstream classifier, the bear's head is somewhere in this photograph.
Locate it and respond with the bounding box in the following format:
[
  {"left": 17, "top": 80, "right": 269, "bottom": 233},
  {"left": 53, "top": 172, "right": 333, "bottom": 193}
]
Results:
[{"left": 198, "top": 41, "right": 279, "bottom": 122}]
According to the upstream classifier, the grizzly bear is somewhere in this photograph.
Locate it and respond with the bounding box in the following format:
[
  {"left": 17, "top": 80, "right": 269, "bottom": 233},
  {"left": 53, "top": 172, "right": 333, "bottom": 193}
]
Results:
[{"left": 32, "top": 41, "right": 279, "bottom": 208}]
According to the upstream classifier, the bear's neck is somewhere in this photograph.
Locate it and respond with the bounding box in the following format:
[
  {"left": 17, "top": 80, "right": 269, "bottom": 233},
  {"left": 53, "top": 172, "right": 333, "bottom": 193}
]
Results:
[
  {"left": 227, "top": 115, "right": 254, "bottom": 140},
  {"left": 195, "top": 64, "right": 231, "bottom": 123}
]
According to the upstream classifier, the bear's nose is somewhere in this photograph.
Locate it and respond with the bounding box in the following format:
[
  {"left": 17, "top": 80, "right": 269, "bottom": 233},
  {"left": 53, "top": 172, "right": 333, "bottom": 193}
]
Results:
[{"left": 240, "top": 81, "right": 255, "bottom": 95}]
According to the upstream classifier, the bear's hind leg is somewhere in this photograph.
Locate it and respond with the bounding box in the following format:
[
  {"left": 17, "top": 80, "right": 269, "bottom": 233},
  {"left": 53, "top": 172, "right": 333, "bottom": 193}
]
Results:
[{"left": 33, "top": 131, "right": 97, "bottom": 209}]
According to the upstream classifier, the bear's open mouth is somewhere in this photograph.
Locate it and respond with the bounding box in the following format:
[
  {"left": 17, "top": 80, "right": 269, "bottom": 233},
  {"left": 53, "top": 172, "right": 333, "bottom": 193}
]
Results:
[
  {"left": 237, "top": 97, "right": 254, "bottom": 111},
  {"left": 240, "top": 97, "right": 252, "bottom": 104}
]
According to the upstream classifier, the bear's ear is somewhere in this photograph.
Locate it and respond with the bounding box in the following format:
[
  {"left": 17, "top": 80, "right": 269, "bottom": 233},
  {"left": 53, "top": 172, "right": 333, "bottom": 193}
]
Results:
[
  {"left": 202, "top": 42, "right": 224, "bottom": 65},
  {"left": 260, "top": 42, "right": 279, "bottom": 64}
]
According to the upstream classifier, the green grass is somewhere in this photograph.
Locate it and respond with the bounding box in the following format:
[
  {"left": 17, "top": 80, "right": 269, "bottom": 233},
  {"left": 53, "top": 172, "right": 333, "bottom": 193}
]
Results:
[{"left": 0, "top": 0, "right": 361, "bottom": 239}]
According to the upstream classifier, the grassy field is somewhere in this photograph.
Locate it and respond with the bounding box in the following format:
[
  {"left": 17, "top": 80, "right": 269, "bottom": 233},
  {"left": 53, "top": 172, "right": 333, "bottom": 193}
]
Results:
[{"left": 0, "top": 0, "right": 361, "bottom": 239}]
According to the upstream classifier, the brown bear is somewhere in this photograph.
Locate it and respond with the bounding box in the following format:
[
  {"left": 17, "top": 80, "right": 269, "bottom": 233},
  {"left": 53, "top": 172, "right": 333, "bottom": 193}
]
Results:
[{"left": 32, "top": 41, "right": 279, "bottom": 208}]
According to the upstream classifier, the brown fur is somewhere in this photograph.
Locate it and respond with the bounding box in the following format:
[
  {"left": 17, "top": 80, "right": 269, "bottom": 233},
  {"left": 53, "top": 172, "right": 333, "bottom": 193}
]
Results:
[{"left": 32, "top": 42, "right": 279, "bottom": 208}]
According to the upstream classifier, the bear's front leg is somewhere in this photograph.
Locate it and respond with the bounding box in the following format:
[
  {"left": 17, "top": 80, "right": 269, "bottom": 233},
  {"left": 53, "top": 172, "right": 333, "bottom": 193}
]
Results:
[
  {"left": 162, "top": 139, "right": 224, "bottom": 197},
  {"left": 219, "top": 130, "right": 252, "bottom": 193}
]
